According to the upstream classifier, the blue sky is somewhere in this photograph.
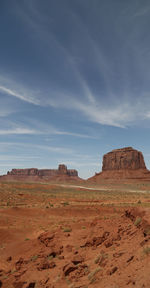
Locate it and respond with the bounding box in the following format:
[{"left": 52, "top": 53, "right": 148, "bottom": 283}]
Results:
[{"left": 0, "top": 0, "right": 150, "bottom": 179}]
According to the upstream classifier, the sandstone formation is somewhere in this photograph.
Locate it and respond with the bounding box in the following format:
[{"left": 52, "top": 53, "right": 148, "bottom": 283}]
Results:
[
  {"left": 102, "top": 147, "right": 146, "bottom": 171},
  {"left": 0, "top": 164, "right": 80, "bottom": 182},
  {"left": 88, "top": 147, "right": 150, "bottom": 182}
]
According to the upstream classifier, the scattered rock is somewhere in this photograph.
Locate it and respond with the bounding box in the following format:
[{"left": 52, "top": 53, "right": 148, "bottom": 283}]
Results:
[
  {"left": 113, "top": 252, "right": 124, "bottom": 258},
  {"left": 72, "top": 255, "right": 84, "bottom": 265},
  {"left": 105, "top": 238, "right": 113, "bottom": 248},
  {"left": 13, "top": 282, "right": 27, "bottom": 288},
  {"left": 63, "top": 263, "right": 78, "bottom": 276},
  {"left": 66, "top": 245, "right": 73, "bottom": 252},
  {"left": 127, "top": 256, "right": 134, "bottom": 263},
  {"left": 15, "top": 258, "right": 24, "bottom": 271},
  {"left": 37, "top": 259, "right": 56, "bottom": 270},
  {"left": 82, "top": 231, "right": 109, "bottom": 247},
  {"left": 7, "top": 256, "right": 12, "bottom": 262},
  {"left": 107, "top": 266, "right": 118, "bottom": 275},
  {"left": 140, "top": 236, "right": 150, "bottom": 246},
  {"left": 38, "top": 232, "right": 55, "bottom": 247},
  {"left": 58, "top": 255, "right": 64, "bottom": 260},
  {"left": 26, "top": 283, "right": 36, "bottom": 288}
]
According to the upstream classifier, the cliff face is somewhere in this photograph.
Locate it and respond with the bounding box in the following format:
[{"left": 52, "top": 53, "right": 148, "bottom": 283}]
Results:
[
  {"left": 88, "top": 147, "right": 150, "bottom": 182},
  {"left": 102, "top": 147, "right": 146, "bottom": 171},
  {"left": 1, "top": 164, "right": 80, "bottom": 182},
  {"left": 7, "top": 164, "right": 78, "bottom": 178},
  {"left": 7, "top": 168, "right": 39, "bottom": 176}
]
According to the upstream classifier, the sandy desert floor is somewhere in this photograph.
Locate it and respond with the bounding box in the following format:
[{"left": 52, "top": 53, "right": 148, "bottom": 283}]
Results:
[{"left": 0, "top": 181, "right": 150, "bottom": 288}]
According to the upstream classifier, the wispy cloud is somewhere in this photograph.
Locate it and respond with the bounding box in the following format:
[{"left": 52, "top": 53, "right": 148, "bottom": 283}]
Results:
[
  {"left": 0, "top": 127, "right": 41, "bottom": 135},
  {"left": 0, "top": 119, "right": 94, "bottom": 138},
  {"left": 134, "top": 5, "right": 150, "bottom": 17},
  {"left": 50, "top": 129, "right": 96, "bottom": 139},
  {"left": 0, "top": 109, "right": 13, "bottom": 117},
  {"left": 2, "top": 1, "right": 150, "bottom": 131},
  {"left": 0, "top": 84, "right": 40, "bottom": 105},
  {"left": 0, "top": 155, "right": 40, "bottom": 161},
  {"left": 0, "top": 142, "right": 73, "bottom": 154}
]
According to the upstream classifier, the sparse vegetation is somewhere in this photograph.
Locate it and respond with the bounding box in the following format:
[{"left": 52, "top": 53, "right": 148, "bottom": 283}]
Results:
[
  {"left": 94, "top": 251, "right": 108, "bottom": 264},
  {"left": 63, "top": 227, "right": 72, "bottom": 232},
  {"left": 137, "top": 200, "right": 142, "bottom": 204},
  {"left": 31, "top": 255, "right": 38, "bottom": 261},
  {"left": 1, "top": 181, "right": 150, "bottom": 287},
  {"left": 62, "top": 202, "right": 69, "bottom": 206},
  {"left": 88, "top": 267, "right": 101, "bottom": 282},
  {"left": 134, "top": 217, "right": 142, "bottom": 226},
  {"left": 143, "top": 246, "right": 150, "bottom": 255}
]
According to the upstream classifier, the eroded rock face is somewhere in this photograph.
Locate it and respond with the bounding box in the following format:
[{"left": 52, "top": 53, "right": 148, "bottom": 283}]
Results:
[
  {"left": 7, "top": 168, "right": 39, "bottom": 176},
  {"left": 102, "top": 147, "right": 146, "bottom": 171},
  {"left": 6, "top": 164, "right": 78, "bottom": 177}
]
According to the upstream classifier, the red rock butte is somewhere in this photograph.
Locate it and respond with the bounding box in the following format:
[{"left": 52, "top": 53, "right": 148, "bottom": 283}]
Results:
[
  {"left": 0, "top": 164, "right": 81, "bottom": 182},
  {"left": 102, "top": 147, "right": 146, "bottom": 171},
  {"left": 88, "top": 147, "right": 150, "bottom": 182}
]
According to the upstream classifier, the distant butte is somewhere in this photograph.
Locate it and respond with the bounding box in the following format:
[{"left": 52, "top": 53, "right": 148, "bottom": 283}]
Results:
[
  {"left": 0, "top": 164, "right": 81, "bottom": 183},
  {"left": 102, "top": 147, "right": 146, "bottom": 171},
  {"left": 88, "top": 147, "right": 150, "bottom": 182}
]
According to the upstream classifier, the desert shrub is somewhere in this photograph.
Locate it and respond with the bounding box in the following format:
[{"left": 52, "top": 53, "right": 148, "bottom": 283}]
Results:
[
  {"left": 63, "top": 227, "right": 72, "bottom": 232},
  {"left": 62, "top": 202, "right": 69, "bottom": 206},
  {"left": 143, "top": 246, "right": 150, "bottom": 255},
  {"left": 31, "top": 255, "right": 38, "bottom": 261},
  {"left": 134, "top": 217, "right": 142, "bottom": 226},
  {"left": 88, "top": 267, "right": 101, "bottom": 280},
  {"left": 137, "top": 200, "right": 141, "bottom": 204}
]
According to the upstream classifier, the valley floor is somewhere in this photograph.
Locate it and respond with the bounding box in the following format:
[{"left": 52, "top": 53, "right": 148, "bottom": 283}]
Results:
[{"left": 0, "top": 182, "right": 150, "bottom": 288}]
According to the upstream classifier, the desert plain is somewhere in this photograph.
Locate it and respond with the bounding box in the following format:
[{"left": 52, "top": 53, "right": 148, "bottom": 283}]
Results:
[{"left": 0, "top": 180, "right": 150, "bottom": 288}]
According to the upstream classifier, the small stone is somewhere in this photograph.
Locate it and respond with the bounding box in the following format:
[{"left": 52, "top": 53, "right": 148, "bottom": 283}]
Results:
[{"left": 7, "top": 256, "right": 12, "bottom": 262}]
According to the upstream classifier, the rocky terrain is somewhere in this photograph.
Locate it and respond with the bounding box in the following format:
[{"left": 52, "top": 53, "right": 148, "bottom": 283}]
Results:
[
  {"left": 89, "top": 147, "right": 150, "bottom": 182},
  {"left": 1, "top": 147, "right": 150, "bottom": 286},
  {"left": 0, "top": 182, "right": 150, "bottom": 287},
  {"left": 0, "top": 165, "right": 81, "bottom": 183}
]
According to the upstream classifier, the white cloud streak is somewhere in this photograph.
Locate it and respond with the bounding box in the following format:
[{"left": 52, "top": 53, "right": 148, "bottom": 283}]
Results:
[
  {"left": 1, "top": 2, "right": 150, "bottom": 130},
  {"left": 0, "top": 85, "right": 40, "bottom": 105},
  {"left": 0, "top": 128, "right": 41, "bottom": 135},
  {"left": 0, "top": 142, "right": 73, "bottom": 154}
]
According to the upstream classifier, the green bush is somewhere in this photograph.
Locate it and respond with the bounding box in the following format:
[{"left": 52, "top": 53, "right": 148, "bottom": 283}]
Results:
[{"left": 134, "top": 217, "right": 142, "bottom": 226}]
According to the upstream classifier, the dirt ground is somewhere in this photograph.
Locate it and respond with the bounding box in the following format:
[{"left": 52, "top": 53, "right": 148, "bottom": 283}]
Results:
[{"left": 0, "top": 181, "right": 150, "bottom": 288}]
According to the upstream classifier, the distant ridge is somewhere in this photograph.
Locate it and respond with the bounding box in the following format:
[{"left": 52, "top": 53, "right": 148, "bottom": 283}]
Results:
[{"left": 0, "top": 164, "right": 82, "bottom": 183}]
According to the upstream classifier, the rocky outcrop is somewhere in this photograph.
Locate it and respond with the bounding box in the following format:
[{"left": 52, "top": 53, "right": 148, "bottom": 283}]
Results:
[
  {"left": 7, "top": 164, "right": 78, "bottom": 177},
  {"left": 102, "top": 147, "right": 146, "bottom": 171},
  {"left": 88, "top": 147, "right": 150, "bottom": 182},
  {"left": 7, "top": 168, "right": 39, "bottom": 176},
  {"left": 0, "top": 164, "right": 80, "bottom": 182}
]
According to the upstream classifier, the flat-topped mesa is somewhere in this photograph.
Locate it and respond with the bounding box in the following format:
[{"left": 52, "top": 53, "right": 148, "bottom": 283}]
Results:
[
  {"left": 102, "top": 147, "right": 146, "bottom": 171},
  {"left": 7, "top": 164, "right": 78, "bottom": 178},
  {"left": 7, "top": 168, "right": 39, "bottom": 176}
]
